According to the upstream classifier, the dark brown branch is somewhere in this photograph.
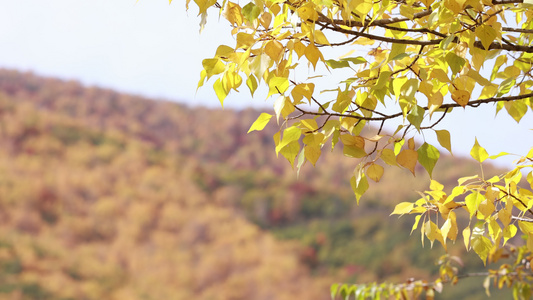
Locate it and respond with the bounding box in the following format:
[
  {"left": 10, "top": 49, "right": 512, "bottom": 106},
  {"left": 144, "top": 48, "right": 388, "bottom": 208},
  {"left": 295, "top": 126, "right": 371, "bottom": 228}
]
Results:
[
  {"left": 317, "top": 22, "right": 533, "bottom": 53},
  {"left": 492, "top": 0, "right": 523, "bottom": 3},
  {"left": 502, "top": 27, "right": 533, "bottom": 34},
  {"left": 316, "top": 9, "right": 433, "bottom": 28},
  {"left": 497, "top": 187, "right": 533, "bottom": 216},
  {"left": 292, "top": 92, "right": 533, "bottom": 122},
  {"left": 420, "top": 108, "right": 449, "bottom": 130},
  {"left": 376, "top": 24, "right": 448, "bottom": 38}
]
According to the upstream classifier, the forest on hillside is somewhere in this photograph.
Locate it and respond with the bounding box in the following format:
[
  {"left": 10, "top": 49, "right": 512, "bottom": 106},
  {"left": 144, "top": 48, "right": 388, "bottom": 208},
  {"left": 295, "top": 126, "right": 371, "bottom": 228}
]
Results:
[{"left": 0, "top": 69, "right": 513, "bottom": 299}]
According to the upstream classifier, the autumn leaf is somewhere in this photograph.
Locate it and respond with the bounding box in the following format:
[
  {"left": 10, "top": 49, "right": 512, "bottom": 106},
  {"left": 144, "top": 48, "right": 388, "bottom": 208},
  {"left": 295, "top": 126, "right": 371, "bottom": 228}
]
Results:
[
  {"left": 451, "top": 90, "right": 470, "bottom": 107},
  {"left": 397, "top": 149, "right": 418, "bottom": 175},
  {"left": 248, "top": 113, "right": 273, "bottom": 133},
  {"left": 366, "top": 163, "right": 384, "bottom": 182}
]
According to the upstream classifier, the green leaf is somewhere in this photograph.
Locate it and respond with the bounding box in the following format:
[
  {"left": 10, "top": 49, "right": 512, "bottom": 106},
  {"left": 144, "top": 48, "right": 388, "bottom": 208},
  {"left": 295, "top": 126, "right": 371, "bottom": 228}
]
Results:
[
  {"left": 388, "top": 43, "right": 406, "bottom": 62},
  {"left": 401, "top": 79, "right": 419, "bottom": 102},
  {"left": 470, "top": 138, "right": 489, "bottom": 163},
  {"left": 417, "top": 142, "right": 440, "bottom": 178},
  {"left": 330, "top": 283, "right": 339, "bottom": 299},
  {"left": 341, "top": 56, "right": 367, "bottom": 64},
  {"left": 435, "top": 130, "right": 452, "bottom": 154},
  {"left": 248, "top": 113, "right": 273, "bottom": 133},
  {"left": 325, "top": 59, "right": 350, "bottom": 69},
  {"left": 242, "top": 2, "right": 261, "bottom": 22},
  {"left": 407, "top": 105, "right": 424, "bottom": 130},
  {"left": 445, "top": 52, "right": 466, "bottom": 75}
]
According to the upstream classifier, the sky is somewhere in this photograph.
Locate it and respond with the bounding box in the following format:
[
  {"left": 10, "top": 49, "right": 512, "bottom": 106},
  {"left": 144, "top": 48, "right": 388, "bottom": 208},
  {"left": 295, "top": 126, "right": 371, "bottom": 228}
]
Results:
[{"left": 0, "top": 0, "right": 531, "bottom": 168}]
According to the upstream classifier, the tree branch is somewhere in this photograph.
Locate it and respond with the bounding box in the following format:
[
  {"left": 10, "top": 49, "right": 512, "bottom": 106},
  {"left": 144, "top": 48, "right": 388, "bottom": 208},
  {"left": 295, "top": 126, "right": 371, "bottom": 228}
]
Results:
[
  {"left": 492, "top": 0, "right": 524, "bottom": 4},
  {"left": 502, "top": 27, "right": 533, "bottom": 34},
  {"left": 316, "top": 9, "right": 433, "bottom": 28},
  {"left": 291, "top": 92, "right": 533, "bottom": 122},
  {"left": 316, "top": 22, "right": 533, "bottom": 53}
]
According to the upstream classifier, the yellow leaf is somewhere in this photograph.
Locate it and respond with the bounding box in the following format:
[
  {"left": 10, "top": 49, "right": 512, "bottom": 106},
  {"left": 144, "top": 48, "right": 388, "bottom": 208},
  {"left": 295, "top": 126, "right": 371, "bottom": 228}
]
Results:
[
  {"left": 390, "top": 202, "right": 414, "bottom": 215},
  {"left": 447, "top": 211, "right": 458, "bottom": 241},
  {"left": 300, "top": 119, "right": 318, "bottom": 131},
  {"left": 476, "top": 24, "right": 497, "bottom": 51},
  {"left": 478, "top": 199, "right": 495, "bottom": 219},
  {"left": 408, "top": 137, "right": 415, "bottom": 150},
  {"left": 248, "top": 113, "right": 273, "bottom": 133},
  {"left": 223, "top": 2, "right": 243, "bottom": 26},
  {"left": 268, "top": 76, "right": 289, "bottom": 97},
  {"left": 451, "top": 90, "right": 470, "bottom": 107},
  {"left": 503, "top": 224, "right": 517, "bottom": 245},
  {"left": 340, "top": 134, "right": 365, "bottom": 148},
  {"left": 366, "top": 163, "right": 384, "bottom": 182},
  {"left": 463, "top": 226, "right": 471, "bottom": 249},
  {"left": 236, "top": 32, "right": 255, "bottom": 49},
  {"left": 297, "top": 3, "right": 318, "bottom": 21},
  {"left": 498, "top": 208, "right": 511, "bottom": 227},
  {"left": 293, "top": 41, "right": 306, "bottom": 58},
  {"left": 446, "top": 0, "right": 465, "bottom": 14},
  {"left": 314, "top": 30, "right": 330, "bottom": 46},
  {"left": 465, "top": 191, "right": 483, "bottom": 217},
  {"left": 429, "top": 68, "right": 450, "bottom": 83},
  {"left": 276, "top": 126, "right": 301, "bottom": 153},
  {"left": 197, "top": 69, "right": 207, "bottom": 91},
  {"left": 397, "top": 149, "right": 418, "bottom": 175},
  {"left": 504, "top": 100, "right": 528, "bottom": 123},
  {"left": 428, "top": 91, "right": 443, "bottom": 117},
  {"left": 292, "top": 83, "right": 315, "bottom": 103},
  {"left": 350, "top": 173, "right": 369, "bottom": 204},
  {"left": 470, "top": 138, "right": 489, "bottom": 163},
  {"left": 202, "top": 58, "right": 226, "bottom": 78},
  {"left": 213, "top": 78, "right": 228, "bottom": 106},
  {"left": 351, "top": 0, "right": 372, "bottom": 19},
  {"left": 246, "top": 74, "right": 258, "bottom": 96},
  {"left": 441, "top": 218, "right": 452, "bottom": 244},
  {"left": 343, "top": 144, "right": 367, "bottom": 158},
  {"left": 305, "top": 44, "right": 322, "bottom": 69},
  {"left": 260, "top": 12, "right": 272, "bottom": 28},
  {"left": 466, "top": 69, "right": 491, "bottom": 86},
  {"left": 264, "top": 40, "right": 284, "bottom": 63},
  {"left": 279, "top": 140, "right": 300, "bottom": 167},
  {"left": 303, "top": 132, "right": 325, "bottom": 146},
  {"left": 472, "top": 235, "right": 492, "bottom": 264},
  {"left": 430, "top": 180, "right": 444, "bottom": 191},
  {"left": 304, "top": 145, "right": 321, "bottom": 166}
]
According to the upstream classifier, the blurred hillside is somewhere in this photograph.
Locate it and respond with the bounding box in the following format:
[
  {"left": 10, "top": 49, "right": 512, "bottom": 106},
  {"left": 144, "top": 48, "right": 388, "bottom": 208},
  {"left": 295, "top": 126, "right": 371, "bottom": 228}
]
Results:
[{"left": 0, "top": 69, "right": 509, "bottom": 299}]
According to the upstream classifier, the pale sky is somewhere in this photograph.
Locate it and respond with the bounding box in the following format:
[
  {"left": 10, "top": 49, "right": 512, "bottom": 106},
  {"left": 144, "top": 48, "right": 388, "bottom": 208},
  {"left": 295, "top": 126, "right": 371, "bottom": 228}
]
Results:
[{"left": 0, "top": 0, "right": 531, "bottom": 168}]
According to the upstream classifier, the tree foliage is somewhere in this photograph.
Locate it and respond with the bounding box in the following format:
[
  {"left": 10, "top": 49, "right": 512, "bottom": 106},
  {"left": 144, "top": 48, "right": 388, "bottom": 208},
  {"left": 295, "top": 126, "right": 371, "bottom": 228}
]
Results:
[{"left": 184, "top": 0, "right": 533, "bottom": 298}]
